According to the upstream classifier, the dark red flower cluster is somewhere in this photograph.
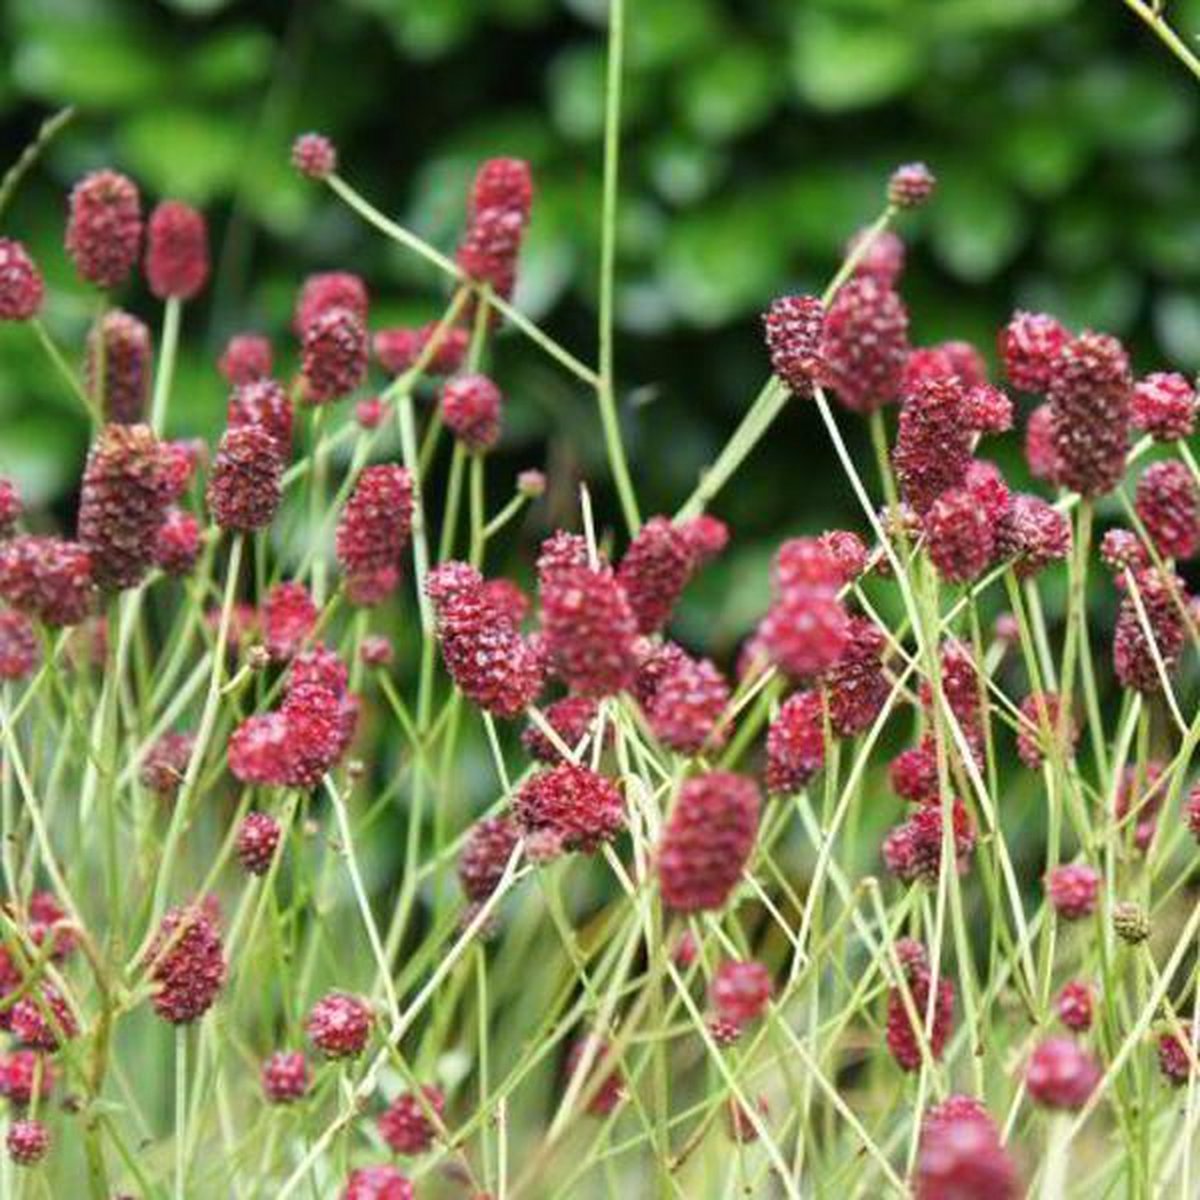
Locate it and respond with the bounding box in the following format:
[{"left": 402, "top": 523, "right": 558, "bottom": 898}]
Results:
[
  {"left": 819, "top": 276, "right": 909, "bottom": 413},
  {"left": 521, "top": 695, "right": 598, "bottom": 762},
  {"left": 710, "top": 960, "right": 771, "bottom": 1027},
  {"left": 514, "top": 763, "right": 624, "bottom": 856},
  {"left": 237, "top": 811, "right": 282, "bottom": 875},
  {"left": 342, "top": 1166, "right": 413, "bottom": 1200},
  {"left": 996, "top": 493, "right": 1072, "bottom": 578},
  {"left": 1113, "top": 567, "right": 1188, "bottom": 693},
  {"left": 153, "top": 508, "right": 202, "bottom": 576},
  {"left": 145, "top": 200, "right": 209, "bottom": 300},
  {"left": 925, "top": 486, "right": 993, "bottom": 582},
  {"left": 66, "top": 169, "right": 142, "bottom": 289},
  {"left": 307, "top": 991, "right": 373, "bottom": 1059},
  {"left": 291, "top": 132, "right": 337, "bottom": 180},
  {"left": 1131, "top": 372, "right": 1196, "bottom": 442},
  {"left": 228, "top": 378, "right": 293, "bottom": 459},
  {"left": 1026, "top": 1037, "right": 1100, "bottom": 1110},
  {"left": 301, "top": 306, "right": 368, "bottom": 403},
  {"left": 658, "top": 772, "right": 759, "bottom": 912},
  {"left": 763, "top": 294, "right": 824, "bottom": 396},
  {"left": 379, "top": 1086, "right": 444, "bottom": 1154},
  {"left": 295, "top": 272, "right": 368, "bottom": 335},
  {"left": 1024, "top": 403, "right": 1062, "bottom": 483},
  {"left": 847, "top": 225, "right": 905, "bottom": 286},
  {"left": 888, "top": 162, "right": 936, "bottom": 208},
  {"left": 261, "top": 1050, "right": 310, "bottom": 1104},
  {"left": 0, "top": 477, "right": 19, "bottom": 539},
  {"left": 1045, "top": 864, "right": 1100, "bottom": 920},
  {"left": 0, "top": 536, "right": 94, "bottom": 627},
  {"left": 1056, "top": 981, "right": 1094, "bottom": 1032},
  {"left": 458, "top": 815, "right": 520, "bottom": 906},
  {"left": 1016, "top": 691, "right": 1077, "bottom": 769},
  {"left": 374, "top": 322, "right": 469, "bottom": 376},
  {"left": 889, "top": 739, "right": 938, "bottom": 803},
  {"left": 263, "top": 580, "right": 317, "bottom": 660},
  {"left": 1000, "top": 310, "right": 1068, "bottom": 394},
  {"left": 10, "top": 985, "right": 77, "bottom": 1050},
  {"left": 915, "top": 1097, "right": 1017, "bottom": 1200},
  {"left": 441, "top": 373, "right": 503, "bottom": 451},
  {"left": 1135, "top": 460, "right": 1199, "bottom": 560},
  {"left": 139, "top": 730, "right": 194, "bottom": 798},
  {"left": 0, "top": 609, "right": 38, "bottom": 680},
  {"left": 0, "top": 1051, "right": 54, "bottom": 1107},
  {"left": 1158, "top": 1032, "right": 1193, "bottom": 1087},
  {"left": 892, "top": 374, "right": 972, "bottom": 515},
  {"left": 456, "top": 157, "right": 534, "bottom": 301},
  {"left": 148, "top": 902, "right": 227, "bottom": 1024},
  {"left": 335, "top": 465, "right": 414, "bottom": 606},
  {"left": 824, "top": 615, "right": 889, "bottom": 736},
  {"left": 765, "top": 690, "right": 825, "bottom": 794},
  {"left": 6, "top": 1118, "right": 49, "bottom": 1166},
  {"left": 885, "top": 948, "right": 954, "bottom": 1071},
  {"left": 207, "top": 425, "right": 283, "bottom": 531},
  {"left": 427, "top": 561, "right": 544, "bottom": 718},
  {"left": 0, "top": 238, "right": 43, "bottom": 321},
  {"left": 644, "top": 648, "right": 730, "bottom": 755},
  {"left": 218, "top": 333, "right": 273, "bottom": 385},
  {"left": 758, "top": 537, "right": 849, "bottom": 679},
  {"left": 617, "top": 516, "right": 701, "bottom": 634}
]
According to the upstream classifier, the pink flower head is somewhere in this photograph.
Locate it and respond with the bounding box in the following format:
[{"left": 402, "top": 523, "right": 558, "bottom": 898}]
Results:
[
  {"left": 66, "top": 169, "right": 142, "bottom": 288},
  {"left": 1045, "top": 864, "right": 1100, "bottom": 920},
  {"left": 1131, "top": 372, "right": 1196, "bottom": 442},
  {"left": 617, "top": 516, "right": 697, "bottom": 634},
  {"left": 292, "top": 133, "right": 337, "bottom": 180},
  {"left": 0, "top": 239, "right": 44, "bottom": 321},
  {"left": 819, "top": 276, "right": 909, "bottom": 414},
  {"left": 441, "top": 373, "right": 503, "bottom": 451},
  {"left": 219, "top": 333, "right": 273, "bottom": 385},
  {"left": 1026, "top": 1037, "right": 1100, "bottom": 1110},
  {"left": 145, "top": 200, "right": 209, "bottom": 300},
  {"left": 514, "top": 763, "right": 624, "bottom": 856}
]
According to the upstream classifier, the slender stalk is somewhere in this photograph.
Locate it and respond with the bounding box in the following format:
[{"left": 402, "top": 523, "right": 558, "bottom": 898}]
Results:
[{"left": 150, "top": 296, "right": 182, "bottom": 434}]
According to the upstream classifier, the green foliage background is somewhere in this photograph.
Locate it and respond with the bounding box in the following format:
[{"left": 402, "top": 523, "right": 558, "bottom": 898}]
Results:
[{"left": 1, "top": 0, "right": 1199, "bottom": 652}]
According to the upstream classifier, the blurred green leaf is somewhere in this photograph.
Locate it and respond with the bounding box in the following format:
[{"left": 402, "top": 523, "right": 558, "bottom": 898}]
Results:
[
  {"left": 928, "top": 172, "right": 1026, "bottom": 281},
  {"left": 186, "top": 28, "right": 274, "bottom": 94},
  {"left": 547, "top": 46, "right": 607, "bottom": 142},
  {"left": 674, "top": 43, "right": 780, "bottom": 141},
  {"left": 1068, "top": 65, "right": 1194, "bottom": 153},
  {"left": 791, "top": 11, "right": 922, "bottom": 111},
  {"left": 1154, "top": 292, "right": 1200, "bottom": 371},
  {"left": 119, "top": 107, "right": 244, "bottom": 201}
]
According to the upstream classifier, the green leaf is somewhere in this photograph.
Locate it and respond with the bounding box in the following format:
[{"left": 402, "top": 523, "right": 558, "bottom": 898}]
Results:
[
  {"left": 928, "top": 173, "right": 1026, "bottom": 281},
  {"left": 1154, "top": 293, "right": 1200, "bottom": 371},
  {"left": 1068, "top": 65, "right": 1194, "bottom": 154},
  {"left": 674, "top": 43, "right": 780, "bottom": 141},
  {"left": 119, "top": 108, "right": 244, "bottom": 201},
  {"left": 547, "top": 46, "right": 607, "bottom": 142},
  {"left": 791, "top": 11, "right": 922, "bottom": 111},
  {"left": 186, "top": 28, "right": 274, "bottom": 93}
]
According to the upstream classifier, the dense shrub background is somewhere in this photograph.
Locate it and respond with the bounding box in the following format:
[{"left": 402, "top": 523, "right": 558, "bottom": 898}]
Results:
[{"left": 1, "top": 0, "right": 1198, "bottom": 653}]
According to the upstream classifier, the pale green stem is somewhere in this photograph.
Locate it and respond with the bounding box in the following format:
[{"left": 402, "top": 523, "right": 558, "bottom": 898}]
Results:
[{"left": 150, "top": 296, "right": 182, "bottom": 434}]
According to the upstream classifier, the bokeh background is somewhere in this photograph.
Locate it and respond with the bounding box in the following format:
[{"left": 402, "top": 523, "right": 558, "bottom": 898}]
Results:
[{"left": 1, "top": 0, "right": 1199, "bottom": 656}]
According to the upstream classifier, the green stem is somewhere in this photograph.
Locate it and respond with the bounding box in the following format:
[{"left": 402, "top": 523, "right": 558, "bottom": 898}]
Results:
[
  {"left": 30, "top": 317, "right": 101, "bottom": 424},
  {"left": 150, "top": 296, "right": 182, "bottom": 434}
]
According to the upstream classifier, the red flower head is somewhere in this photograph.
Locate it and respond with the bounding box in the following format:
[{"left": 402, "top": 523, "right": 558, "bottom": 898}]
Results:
[
  {"left": 153, "top": 508, "right": 202, "bottom": 576},
  {"left": 207, "top": 425, "right": 283, "bottom": 531},
  {"left": 915, "top": 1101, "right": 1017, "bottom": 1200},
  {"left": 847, "top": 226, "right": 905, "bottom": 286},
  {"left": 335, "top": 465, "right": 414, "bottom": 606},
  {"left": 540, "top": 562, "right": 639, "bottom": 698},
  {"left": 1135, "top": 460, "right": 1199, "bottom": 561},
  {"left": 886, "top": 955, "right": 954, "bottom": 1071},
  {"left": 0, "top": 239, "right": 44, "bottom": 321},
  {"left": 888, "top": 161, "right": 936, "bottom": 208},
  {"left": 218, "top": 333, "right": 273, "bottom": 385},
  {"left": 522, "top": 695, "right": 599, "bottom": 763},
  {"left": 228, "top": 378, "right": 294, "bottom": 459},
  {"left": 1056, "top": 981, "right": 1094, "bottom": 1032},
  {"left": 85, "top": 310, "right": 152, "bottom": 425},
  {"left": 0, "top": 537, "right": 94, "bottom": 627},
  {"left": 658, "top": 772, "right": 760, "bottom": 912},
  {"left": 356, "top": 396, "right": 386, "bottom": 429},
  {"left": 292, "top": 132, "right": 337, "bottom": 180},
  {"left": 374, "top": 322, "right": 469, "bottom": 376},
  {"left": 148, "top": 902, "right": 227, "bottom": 1024},
  {"left": 907, "top": 799, "right": 976, "bottom": 883},
  {"left": 0, "top": 1051, "right": 54, "bottom": 1107},
  {"left": 261, "top": 1050, "right": 310, "bottom": 1104},
  {"left": 237, "top": 811, "right": 282, "bottom": 875},
  {"left": 824, "top": 615, "right": 889, "bottom": 737},
  {"left": 379, "top": 1086, "right": 444, "bottom": 1155},
  {"left": 301, "top": 306, "right": 368, "bottom": 403},
  {"left": 458, "top": 815, "right": 520, "bottom": 905},
  {"left": 1158, "top": 1032, "right": 1193, "bottom": 1087},
  {"left": 6, "top": 1118, "right": 49, "bottom": 1166},
  {"left": 145, "top": 200, "right": 209, "bottom": 300},
  {"left": 1026, "top": 1037, "right": 1100, "bottom": 1110},
  {"left": 645, "top": 649, "right": 730, "bottom": 755},
  {"left": 263, "top": 581, "right": 317, "bottom": 660},
  {"left": 1000, "top": 310, "right": 1068, "bottom": 395},
  {"left": 819, "top": 276, "right": 909, "bottom": 414},
  {"left": 617, "top": 516, "right": 697, "bottom": 634},
  {"left": 925, "top": 487, "right": 994, "bottom": 583},
  {"left": 758, "top": 586, "right": 849, "bottom": 681},
  {"left": 1047, "top": 330, "right": 1132, "bottom": 497},
  {"left": 1113, "top": 567, "right": 1188, "bottom": 694},
  {"left": 456, "top": 157, "right": 534, "bottom": 302},
  {"left": 228, "top": 712, "right": 292, "bottom": 786},
  {"left": 963, "top": 383, "right": 1013, "bottom": 434},
  {"left": 889, "top": 738, "right": 939, "bottom": 803},
  {"left": 77, "top": 423, "right": 169, "bottom": 590},
  {"left": 763, "top": 294, "right": 824, "bottom": 396},
  {"left": 307, "top": 991, "right": 373, "bottom": 1059},
  {"left": 1131, "top": 372, "right": 1196, "bottom": 442},
  {"left": 441, "top": 373, "right": 503, "bottom": 451},
  {"left": 515, "top": 763, "right": 624, "bottom": 856},
  {"left": 139, "top": 730, "right": 194, "bottom": 798},
  {"left": 892, "top": 374, "right": 972, "bottom": 515},
  {"left": 997, "top": 493, "right": 1072, "bottom": 578},
  {"left": 1016, "top": 691, "right": 1077, "bottom": 769},
  {"left": 1100, "top": 528, "right": 1148, "bottom": 578},
  {"left": 10, "top": 985, "right": 77, "bottom": 1050},
  {"left": 0, "top": 609, "right": 38, "bottom": 680},
  {"left": 1024, "top": 402, "right": 1062, "bottom": 484},
  {"left": 294, "top": 272, "right": 368, "bottom": 335},
  {"left": 66, "top": 169, "right": 142, "bottom": 288},
  {"left": 710, "top": 960, "right": 771, "bottom": 1026},
  {"left": 536, "top": 530, "right": 591, "bottom": 581},
  {"left": 818, "top": 529, "right": 868, "bottom": 583},
  {"left": 1045, "top": 864, "right": 1100, "bottom": 920},
  {"left": 0, "top": 477, "right": 19, "bottom": 539},
  {"left": 765, "top": 690, "right": 826, "bottom": 794},
  {"left": 342, "top": 1166, "right": 413, "bottom": 1200}
]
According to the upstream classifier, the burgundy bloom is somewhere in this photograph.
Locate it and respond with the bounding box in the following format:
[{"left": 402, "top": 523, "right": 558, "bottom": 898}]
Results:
[
  {"left": 228, "top": 378, "right": 293, "bottom": 459},
  {"left": 441, "top": 373, "right": 503, "bottom": 451},
  {"left": 710, "top": 960, "right": 771, "bottom": 1026},
  {"left": 153, "top": 508, "right": 202, "bottom": 576},
  {"left": 218, "top": 333, "right": 272, "bottom": 385},
  {"left": 263, "top": 581, "right": 317, "bottom": 660},
  {"left": 1047, "top": 330, "right": 1132, "bottom": 497},
  {"left": 889, "top": 740, "right": 939, "bottom": 803},
  {"left": 65, "top": 169, "right": 142, "bottom": 288},
  {"left": 522, "top": 695, "right": 598, "bottom": 763},
  {"left": 0, "top": 239, "right": 44, "bottom": 320},
  {"left": 824, "top": 615, "right": 889, "bottom": 737},
  {"left": 907, "top": 799, "right": 976, "bottom": 883},
  {"left": 6, "top": 1118, "right": 49, "bottom": 1166},
  {"left": 818, "top": 529, "right": 867, "bottom": 583},
  {"left": 915, "top": 1101, "right": 1017, "bottom": 1200},
  {"left": 1045, "top": 864, "right": 1100, "bottom": 920},
  {"left": 1023, "top": 403, "right": 1062, "bottom": 485},
  {"left": 0, "top": 478, "right": 19, "bottom": 539},
  {"left": 1113, "top": 567, "right": 1188, "bottom": 694},
  {"left": 480, "top": 578, "right": 530, "bottom": 626},
  {"left": 237, "top": 811, "right": 282, "bottom": 875},
  {"left": 763, "top": 294, "right": 824, "bottom": 396},
  {"left": 892, "top": 374, "right": 972, "bottom": 515},
  {"left": 307, "top": 991, "right": 372, "bottom": 1059},
  {"left": 925, "top": 486, "right": 994, "bottom": 583},
  {"left": 335, "top": 465, "right": 413, "bottom": 606},
  {"left": 379, "top": 1086, "right": 444, "bottom": 1155},
  {"left": 540, "top": 563, "right": 639, "bottom": 698},
  {"left": 536, "top": 530, "right": 591, "bottom": 581},
  {"left": 228, "top": 712, "right": 292, "bottom": 786},
  {"left": 0, "top": 537, "right": 94, "bottom": 627},
  {"left": 0, "top": 609, "right": 38, "bottom": 680},
  {"left": 145, "top": 200, "right": 209, "bottom": 300},
  {"left": 140, "top": 731, "right": 194, "bottom": 798},
  {"left": 10, "top": 986, "right": 76, "bottom": 1050},
  {"left": 963, "top": 383, "right": 1013, "bottom": 434},
  {"left": 886, "top": 958, "right": 954, "bottom": 1071},
  {"left": 658, "top": 772, "right": 760, "bottom": 912},
  {"left": 1026, "top": 1037, "right": 1100, "bottom": 1110},
  {"left": 374, "top": 322, "right": 469, "bottom": 377},
  {"left": 456, "top": 157, "right": 534, "bottom": 302},
  {"left": 819, "top": 276, "right": 909, "bottom": 414},
  {"left": 261, "top": 1050, "right": 310, "bottom": 1104},
  {"left": 847, "top": 226, "right": 905, "bottom": 286},
  {"left": 1158, "top": 1032, "right": 1194, "bottom": 1087},
  {"left": 292, "top": 132, "right": 337, "bottom": 180},
  {"left": 765, "top": 690, "right": 826, "bottom": 794},
  {"left": 360, "top": 634, "right": 393, "bottom": 667},
  {"left": 1135, "top": 460, "right": 1199, "bottom": 560},
  {"left": 301, "top": 306, "right": 368, "bottom": 403},
  {"left": 294, "top": 272, "right": 368, "bottom": 335},
  {"left": 148, "top": 903, "right": 227, "bottom": 1024},
  {"left": 758, "top": 543, "right": 850, "bottom": 681},
  {"left": 1131, "top": 372, "right": 1196, "bottom": 442},
  {"left": 342, "top": 1166, "right": 413, "bottom": 1200},
  {"left": 207, "top": 425, "right": 283, "bottom": 531},
  {"left": 617, "top": 516, "right": 697, "bottom": 634},
  {"left": 997, "top": 493, "right": 1072, "bottom": 578},
  {"left": 514, "top": 763, "right": 624, "bottom": 856},
  {"left": 458, "top": 815, "right": 520, "bottom": 904},
  {"left": 1000, "top": 310, "right": 1068, "bottom": 395},
  {"left": 84, "top": 310, "right": 152, "bottom": 425},
  {"left": 888, "top": 161, "right": 936, "bottom": 208},
  {"left": 356, "top": 396, "right": 386, "bottom": 429},
  {"left": 1100, "top": 528, "right": 1148, "bottom": 578},
  {"left": 0, "top": 1051, "right": 54, "bottom": 1107},
  {"left": 1016, "top": 692, "right": 1077, "bottom": 769},
  {"left": 645, "top": 650, "right": 730, "bottom": 755},
  {"left": 1056, "top": 981, "right": 1094, "bottom": 1032}
]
